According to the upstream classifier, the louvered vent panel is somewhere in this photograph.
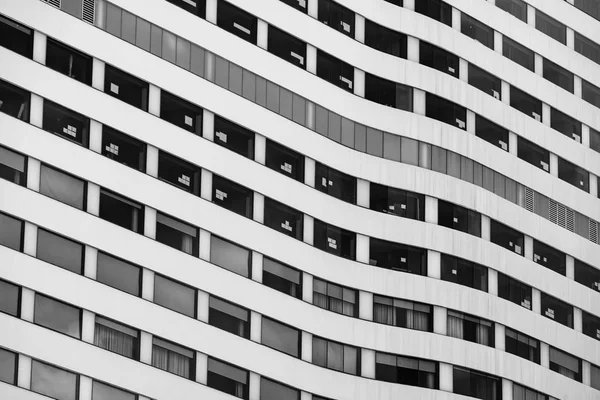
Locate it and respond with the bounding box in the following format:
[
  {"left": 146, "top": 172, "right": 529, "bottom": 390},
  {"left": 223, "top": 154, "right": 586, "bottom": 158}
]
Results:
[
  {"left": 82, "top": 0, "right": 95, "bottom": 24},
  {"left": 525, "top": 187, "right": 534, "bottom": 212},
  {"left": 41, "top": 0, "right": 61, "bottom": 8},
  {"left": 548, "top": 200, "right": 558, "bottom": 225},
  {"left": 590, "top": 221, "right": 599, "bottom": 244},
  {"left": 565, "top": 208, "right": 575, "bottom": 232},
  {"left": 557, "top": 204, "right": 566, "bottom": 228}
]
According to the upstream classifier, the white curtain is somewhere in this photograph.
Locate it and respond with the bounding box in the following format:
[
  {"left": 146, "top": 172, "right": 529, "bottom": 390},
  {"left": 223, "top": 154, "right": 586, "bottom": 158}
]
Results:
[
  {"left": 447, "top": 315, "right": 464, "bottom": 339},
  {"left": 411, "top": 310, "right": 430, "bottom": 332},
  {"left": 476, "top": 324, "right": 490, "bottom": 346},
  {"left": 374, "top": 302, "right": 395, "bottom": 325},
  {"left": 94, "top": 324, "right": 134, "bottom": 358},
  {"left": 152, "top": 345, "right": 190, "bottom": 379},
  {"left": 313, "top": 292, "right": 328, "bottom": 310},
  {"left": 181, "top": 234, "right": 193, "bottom": 254},
  {"left": 342, "top": 300, "right": 354, "bottom": 316}
]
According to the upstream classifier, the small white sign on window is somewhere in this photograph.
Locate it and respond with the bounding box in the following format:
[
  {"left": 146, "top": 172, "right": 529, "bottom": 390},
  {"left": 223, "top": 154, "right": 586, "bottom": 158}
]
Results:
[
  {"left": 448, "top": 66, "right": 455, "bottom": 73},
  {"left": 281, "top": 220, "right": 293, "bottom": 232},
  {"left": 341, "top": 21, "right": 351, "bottom": 32},
  {"left": 62, "top": 125, "right": 77, "bottom": 137},
  {"left": 215, "top": 189, "right": 228, "bottom": 201},
  {"left": 106, "top": 143, "right": 119, "bottom": 155},
  {"left": 456, "top": 119, "right": 466, "bottom": 129},
  {"left": 184, "top": 115, "right": 193, "bottom": 126},
  {"left": 110, "top": 83, "right": 120, "bottom": 95},
  {"left": 540, "top": 161, "right": 549, "bottom": 171},
  {"left": 509, "top": 241, "right": 513, "bottom": 247},
  {"left": 532, "top": 112, "right": 540, "bottom": 121},
  {"left": 453, "top": 217, "right": 458, "bottom": 223},
  {"left": 400, "top": 204, "right": 406, "bottom": 210},
  {"left": 499, "top": 141, "right": 507, "bottom": 151},
  {"left": 543, "top": 257, "right": 547, "bottom": 263},
  {"left": 216, "top": 131, "right": 228, "bottom": 143},
  {"left": 521, "top": 299, "right": 531, "bottom": 309},
  {"left": 290, "top": 52, "right": 305, "bottom": 65},
  {"left": 178, "top": 174, "right": 191, "bottom": 187},
  {"left": 298, "top": 0, "right": 307, "bottom": 8},
  {"left": 514, "top": 245, "right": 522, "bottom": 254},
  {"left": 451, "top": 269, "right": 457, "bottom": 275},
  {"left": 492, "top": 90, "right": 500, "bottom": 100},
  {"left": 281, "top": 163, "right": 293, "bottom": 173},
  {"left": 580, "top": 180, "right": 584, "bottom": 186},
  {"left": 340, "top": 76, "right": 353, "bottom": 89},
  {"left": 596, "top": 329, "right": 600, "bottom": 339},
  {"left": 327, "top": 237, "right": 337, "bottom": 249},
  {"left": 321, "top": 177, "right": 328, "bottom": 187},
  {"left": 233, "top": 22, "right": 251, "bottom": 35},
  {"left": 328, "top": 180, "right": 333, "bottom": 186},
  {"left": 400, "top": 257, "right": 406, "bottom": 263},
  {"left": 533, "top": 254, "right": 540, "bottom": 262},
  {"left": 573, "top": 133, "right": 581, "bottom": 142},
  {"left": 545, "top": 308, "right": 555, "bottom": 319},
  {"left": 389, "top": 205, "right": 395, "bottom": 211}
]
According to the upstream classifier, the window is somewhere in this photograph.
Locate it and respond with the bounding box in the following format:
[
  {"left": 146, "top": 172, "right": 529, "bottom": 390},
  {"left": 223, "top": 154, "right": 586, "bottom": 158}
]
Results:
[
  {"left": 543, "top": 58, "right": 574, "bottom": 93},
  {"left": 208, "top": 357, "right": 248, "bottom": 399},
  {"left": 260, "top": 377, "right": 299, "bottom": 400},
  {"left": 313, "top": 336, "right": 360, "bottom": 375},
  {"left": 94, "top": 316, "right": 139, "bottom": 359},
  {"left": 46, "top": 38, "right": 92, "bottom": 85},
  {"left": 441, "top": 254, "right": 488, "bottom": 292},
  {"left": 39, "top": 165, "right": 86, "bottom": 210},
  {"left": 0, "top": 211, "right": 23, "bottom": 251},
  {"left": 533, "top": 240, "right": 565, "bottom": 275},
  {"left": 574, "top": 259, "right": 600, "bottom": 292},
  {"left": 0, "top": 79, "right": 29, "bottom": 122},
  {"left": 210, "top": 235, "right": 251, "bottom": 277},
  {"left": 156, "top": 212, "right": 199, "bottom": 256},
  {"left": 369, "top": 238, "right": 427, "bottom": 275},
  {"left": 268, "top": 25, "right": 306, "bottom": 69},
  {"left": 490, "top": 220, "right": 524, "bottom": 256},
  {"left": 498, "top": 272, "right": 532, "bottom": 309},
  {"left": 209, "top": 296, "right": 249, "bottom": 338},
  {"left": 166, "top": 0, "right": 206, "bottom": 18},
  {"left": 43, "top": 100, "right": 89, "bottom": 146},
  {"left": 541, "top": 293, "right": 573, "bottom": 328},
  {"left": 591, "top": 127, "right": 600, "bottom": 154},
  {"left": 582, "top": 79, "right": 600, "bottom": 109},
  {"left": 160, "top": 90, "right": 203, "bottom": 135},
  {"left": 365, "top": 73, "right": 413, "bottom": 110},
  {"left": 158, "top": 151, "right": 201, "bottom": 195},
  {"left": 263, "top": 257, "right": 301, "bottom": 298},
  {"left": 453, "top": 367, "right": 501, "bottom": 400},
  {"left": 31, "top": 360, "right": 78, "bottom": 400},
  {"left": 475, "top": 116, "right": 508, "bottom": 151},
  {"left": 517, "top": 136, "right": 549, "bottom": 172},
  {"left": 447, "top": 310, "right": 494, "bottom": 347},
  {"left": 313, "top": 219, "right": 356, "bottom": 260},
  {"left": 264, "top": 197, "right": 303, "bottom": 240},
  {"left": 496, "top": 0, "right": 526, "bottom": 22},
  {"left": 438, "top": 200, "right": 481, "bottom": 237},
  {"left": 37, "top": 229, "right": 83, "bottom": 274},
  {"left": 574, "top": 0, "right": 600, "bottom": 20},
  {"left": 426, "top": 93, "right": 467, "bottom": 130},
  {"left": 512, "top": 383, "right": 550, "bottom": 400},
  {"left": 152, "top": 337, "right": 195, "bottom": 380},
  {"left": 212, "top": 175, "right": 253, "bottom": 218},
  {"left": 96, "top": 252, "right": 141, "bottom": 296},
  {"left": 280, "top": 0, "right": 308, "bottom": 13},
  {"left": 316, "top": 50, "right": 354, "bottom": 92},
  {"left": 420, "top": 41, "right": 459, "bottom": 78},
  {"left": 549, "top": 347, "right": 581, "bottom": 382},
  {"left": 370, "top": 183, "right": 425, "bottom": 221},
  {"left": 503, "top": 36, "right": 534, "bottom": 72},
  {"left": 593, "top": 363, "right": 600, "bottom": 391},
  {"left": 505, "top": 327, "right": 540, "bottom": 364},
  {"left": 575, "top": 32, "right": 600, "bottom": 65},
  {"left": 318, "top": 0, "right": 354, "bottom": 37},
  {"left": 535, "top": 10, "right": 566, "bottom": 44},
  {"left": 104, "top": 64, "right": 149, "bottom": 111},
  {"left": 102, "top": 126, "right": 146, "bottom": 172},
  {"left": 376, "top": 353, "right": 438, "bottom": 389},
  {"left": 92, "top": 381, "right": 137, "bottom": 400},
  {"left": 365, "top": 20, "right": 407, "bottom": 59},
  {"left": 0, "top": 347, "right": 17, "bottom": 385},
  {"left": 217, "top": 0, "right": 257, "bottom": 44},
  {"left": 461, "top": 13, "right": 494, "bottom": 49},
  {"left": 214, "top": 116, "right": 255, "bottom": 159},
  {"left": 0, "top": 279, "right": 19, "bottom": 317},
  {"left": 261, "top": 317, "right": 300, "bottom": 357},
  {"left": 313, "top": 277, "right": 358, "bottom": 317},
  {"left": 510, "top": 86, "right": 541, "bottom": 120},
  {"left": 265, "top": 139, "right": 304, "bottom": 182},
  {"left": 558, "top": 157, "right": 589, "bottom": 192},
  {"left": 99, "top": 189, "right": 144, "bottom": 233},
  {"left": 582, "top": 311, "right": 600, "bottom": 341},
  {"left": 373, "top": 295, "right": 432, "bottom": 331},
  {"left": 154, "top": 274, "right": 196, "bottom": 317},
  {"left": 468, "top": 64, "right": 501, "bottom": 99},
  {"left": 315, "top": 162, "right": 356, "bottom": 203},
  {"left": 551, "top": 108, "right": 582, "bottom": 142},
  {"left": 415, "top": 0, "right": 452, "bottom": 26},
  {"left": 34, "top": 294, "right": 80, "bottom": 338},
  {"left": 0, "top": 15, "right": 33, "bottom": 58}
]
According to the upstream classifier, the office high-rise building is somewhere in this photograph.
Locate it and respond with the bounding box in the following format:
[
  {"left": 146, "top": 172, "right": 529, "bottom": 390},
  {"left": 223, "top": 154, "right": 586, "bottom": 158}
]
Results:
[{"left": 0, "top": 0, "right": 599, "bottom": 399}]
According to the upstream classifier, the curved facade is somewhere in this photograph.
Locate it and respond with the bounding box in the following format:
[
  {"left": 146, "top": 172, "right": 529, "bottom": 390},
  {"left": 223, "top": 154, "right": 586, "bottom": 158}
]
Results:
[{"left": 0, "top": 0, "right": 599, "bottom": 399}]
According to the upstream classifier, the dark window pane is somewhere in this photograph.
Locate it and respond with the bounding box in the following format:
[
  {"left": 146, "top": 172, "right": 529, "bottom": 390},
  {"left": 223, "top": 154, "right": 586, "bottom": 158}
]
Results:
[
  {"left": 420, "top": 41, "right": 459, "bottom": 78},
  {"left": 558, "top": 157, "right": 589, "bottom": 192},
  {"left": 268, "top": 25, "right": 306, "bottom": 69},
  {"left": 209, "top": 296, "right": 249, "bottom": 338},
  {"left": 315, "top": 162, "right": 356, "bottom": 203},
  {"left": 156, "top": 212, "right": 199, "bottom": 256},
  {"left": 264, "top": 197, "right": 303, "bottom": 240},
  {"left": 97, "top": 252, "right": 141, "bottom": 296},
  {"left": 591, "top": 127, "right": 600, "bottom": 154},
  {"left": 461, "top": 13, "right": 494, "bottom": 49},
  {"left": 0, "top": 348, "right": 16, "bottom": 385},
  {"left": 549, "top": 347, "right": 581, "bottom": 381},
  {"left": 104, "top": 64, "right": 148, "bottom": 111},
  {"left": 314, "top": 219, "right": 356, "bottom": 260},
  {"left": 263, "top": 257, "right": 301, "bottom": 298},
  {"left": 280, "top": 0, "right": 308, "bottom": 13},
  {"left": 154, "top": 274, "right": 196, "bottom": 317},
  {"left": 551, "top": 108, "right": 582, "bottom": 142},
  {"left": 0, "top": 279, "right": 19, "bottom": 317},
  {"left": 490, "top": 220, "right": 524, "bottom": 256},
  {"left": 505, "top": 327, "right": 540, "bottom": 364},
  {"left": 318, "top": 0, "right": 354, "bottom": 37},
  {"left": 34, "top": 294, "right": 81, "bottom": 338},
  {"left": 369, "top": 183, "right": 425, "bottom": 221},
  {"left": 0, "top": 211, "right": 23, "bottom": 251},
  {"left": 101, "top": 126, "right": 146, "bottom": 172},
  {"left": 207, "top": 357, "right": 248, "bottom": 399},
  {"left": 43, "top": 100, "right": 89, "bottom": 146},
  {"left": 376, "top": 352, "right": 438, "bottom": 389},
  {"left": 212, "top": 175, "right": 253, "bottom": 218},
  {"left": 574, "top": 259, "right": 600, "bottom": 292},
  {"left": 582, "top": 311, "right": 600, "bottom": 342},
  {"left": 313, "top": 277, "right": 358, "bottom": 317},
  {"left": 0, "top": 15, "right": 33, "bottom": 58},
  {"left": 476, "top": 115, "right": 508, "bottom": 151},
  {"left": 92, "top": 381, "right": 136, "bottom": 400},
  {"left": 260, "top": 377, "right": 299, "bottom": 400},
  {"left": 158, "top": 151, "right": 201, "bottom": 195},
  {"left": 152, "top": 337, "right": 195, "bottom": 380},
  {"left": 265, "top": 139, "right": 304, "bottom": 182},
  {"left": 541, "top": 293, "right": 573, "bottom": 328},
  {"left": 373, "top": 295, "right": 433, "bottom": 331},
  {"left": 99, "top": 189, "right": 144, "bottom": 233},
  {"left": 575, "top": 32, "right": 600, "bottom": 65},
  {"left": 0, "top": 79, "right": 30, "bottom": 122},
  {"left": 440, "top": 254, "right": 488, "bottom": 292},
  {"left": 426, "top": 93, "right": 466, "bottom": 130},
  {"left": 46, "top": 38, "right": 92, "bottom": 85},
  {"left": 453, "top": 367, "right": 501, "bottom": 400},
  {"left": 166, "top": 0, "right": 207, "bottom": 19},
  {"left": 261, "top": 317, "right": 300, "bottom": 357},
  {"left": 415, "top": 0, "right": 452, "bottom": 26},
  {"left": 40, "top": 165, "right": 86, "bottom": 210},
  {"left": 536, "top": 10, "right": 566, "bottom": 44},
  {"left": 498, "top": 272, "right": 532, "bottom": 309},
  {"left": 503, "top": 36, "right": 534, "bottom": 71},
  {"left": 447, "top": 310, "right": 494, "bottom": 347},
  {"left": 316, "top": 50, "right": 353, "bottom": 92},
  {"left": 210, "top": 235, "right": 251, "bottom": 277},
  {"left": 543, "top": 58, "right": 574, "bottom": 93},
  {"left": 214, "top": 116, "right": 255, "bottom": 159},
  {"left": 31, "top": 360, "right": 78, "bottom": 400},
  {"left": 37, "top": 229, "right": 83, "bottom": 274},
  {"left": 369, "top": 237, "right": 427, "bottom": 275},
  {"left": 160, "top": 90, "right": 203, "bottom": 135},
  {"left": 94, "top": 316, "right": 139, "bottom": 359},
  {"left": 517, "top": 136, "right": 549, "bottom": 172},
  {"left": 496, "top": 0, "right": 527, "bottom": 22},
  {"left": 468, "top": 64, "right": 501, "bottom": 99},
  {"left": 510, "top": 86, "right": 541, "bottom": 120},
  {"left": 582, "top": 80, "right": 600, "bottom": 110},
  {"left": 217, "top": 0, "right": 257, "bottom": 44},
  {"left": 312, "top": 336, "right": 360, "bottom": 375},
  {"left": 365, "top": 19, "right": 407, "bottom": 59},
  {"left": 533, "top": 240, "right": 565, "bottom": 275},
  {"left": 438, "top": 200, "right": 481, "bottom": 237}
]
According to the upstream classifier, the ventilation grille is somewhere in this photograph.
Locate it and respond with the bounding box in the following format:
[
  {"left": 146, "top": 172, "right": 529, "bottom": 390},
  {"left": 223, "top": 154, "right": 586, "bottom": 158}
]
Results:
[
  {"left": 565, "top": 208, "right": 575, "bottom": 232},
  {"left": 41, "top": 0, "right": 61, "bottom": 7},
  {"left": 591, "top": 220, "right": 599, "bottom": 244},
  {"left": 82, "top": 0, "right": 95, "bottom": 24},
  {"left": 525, "top": 187, "right": 534, "bottom": 212},
  {"left": 548, "top": 200, "right": 557, "bottom": 225}
]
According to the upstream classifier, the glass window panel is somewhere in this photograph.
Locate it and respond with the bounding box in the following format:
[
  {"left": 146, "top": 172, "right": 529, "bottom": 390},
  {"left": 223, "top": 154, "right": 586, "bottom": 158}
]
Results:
[
  {"left": 135, "top": 18, "right": 151, "bottom": 51},
  {"left": 366, "top": 128, "right": 383, "bottom": 157},
  {"left": 162, "top": 30, "right": 177, "bottom": 63},
  {"left": 176, "top": 37, "right": 191, "bottom": 69},
  {"left": 154, "top": 274, "right": 195, "bottom": 317},
  {"left": 102, "top": 126, "right": 146, "bottom": 172},
  {"left": 96, "top": 252, "right": 141, "bottom": 296},
  {"left": 42, "top": 100, "right": 89, "bottom": 146},
  {"left": 229, "top": 63, "right": 243, "bottom": 96},
  {"left": 0, "top": 348, "right": 16, "bottom": 385},
  {"left": 242, "top": 69, "right": 256, "bottom": 102},
  {"left": 37, "top": 229, "right": 83, "bottom": 274},
  {"left": 401, "top": 137, "right": 419, "bottom": 165},
  {"left": 261, "top": 317, "right": 299, "bottom": 357},
  {"left": 383, "top": 133, "right": 401, "bottom": 161},
  {"left": 31, "top": 361, "right": 78, "bottom": 400},
  {"left": 92, "top": 381, "right": 136, "bottom": 400},
  {"left": 0, "top": 279, "right": 19, "bottom": 317},
  {"left": 354, "top": 124, "right": 367, "bottom": 152},
  {"left": 150, "top": 24, "right": 162, "bottom": 56},
  {"left": 267, "top": 81, "right": 280, "bottom": 113},
  {"left": 121, "top": 10, "right": 136, "bottom": 44},
  {"left": 210, "top": 236, "right": 250, "bottom": 277},
  {"left": 105, "top": 3, "right": 122, "bottom": 37},
  {"left": 0, "top": 211, "right": 22, "bottom": 251},
  {"left": 0, "top": 15, "right": 33, "bottom": 58},
  {"left": 40, "top": 165, "right": 85, "bottom": 210},
  {"left": 34, "top": 294, "right": 80, "bottom": 338},
  {"left": 0, "top": 79, "right": 30, "bottom": 122},
  {"left": 260, "top": 377, "right": 299, "bottom": 400},
  {"left": 190, "top": 44, "right": 205, "bottom": 77},
  {"left": 156, "top": 213, "right": 198, "bottom": 256}
]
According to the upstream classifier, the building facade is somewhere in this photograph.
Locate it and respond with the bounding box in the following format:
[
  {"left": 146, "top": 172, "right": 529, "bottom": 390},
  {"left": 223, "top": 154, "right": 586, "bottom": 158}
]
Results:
[{"left": 0, "top": 0, "right": 599, "bottom": 399}]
